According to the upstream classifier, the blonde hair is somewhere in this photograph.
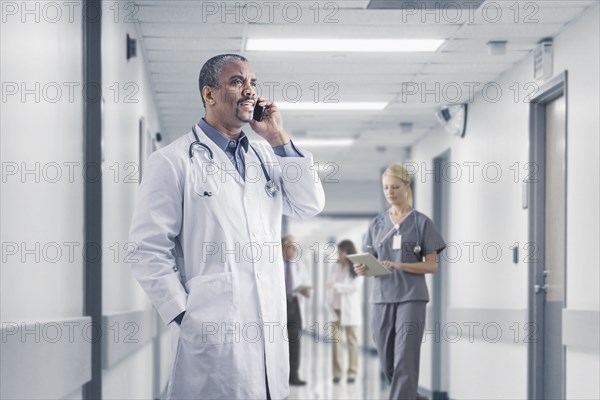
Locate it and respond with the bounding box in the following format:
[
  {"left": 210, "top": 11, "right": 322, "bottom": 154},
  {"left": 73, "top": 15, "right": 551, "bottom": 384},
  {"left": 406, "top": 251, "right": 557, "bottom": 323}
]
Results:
[{"left": 383, "top": 164, "right": 413, "bottom": 207}]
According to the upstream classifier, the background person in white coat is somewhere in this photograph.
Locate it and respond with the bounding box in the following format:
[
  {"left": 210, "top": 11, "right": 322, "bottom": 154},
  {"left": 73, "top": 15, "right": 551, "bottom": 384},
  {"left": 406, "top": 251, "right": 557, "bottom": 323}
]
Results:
[
  {"left": 128, "top": 54, "right": 325, "bottom": 400},
  {"left": 326, "top": 239, "right": 364, "bottom": 385},
  {"left": 282, "top": 235, "right": 312, "bottom": 386}
]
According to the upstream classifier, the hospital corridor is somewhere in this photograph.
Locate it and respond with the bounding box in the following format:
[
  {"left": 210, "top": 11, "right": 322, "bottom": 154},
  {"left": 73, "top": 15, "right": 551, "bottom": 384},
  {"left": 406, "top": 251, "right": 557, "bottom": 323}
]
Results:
[{"left": 1, "top": 1, "right": 600, "bottom": 399}]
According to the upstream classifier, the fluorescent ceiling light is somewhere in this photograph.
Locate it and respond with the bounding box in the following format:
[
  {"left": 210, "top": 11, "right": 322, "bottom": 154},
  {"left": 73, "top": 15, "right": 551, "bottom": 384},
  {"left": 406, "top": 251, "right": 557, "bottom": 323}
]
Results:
[
  {"left": 293, "top": 138, "right": 354, "bottom": 148},
  {"left": 277, "top": 102, "right": 388, "bottom": 111},
  {"left": 246, "top": 38, "right": 444, "bottom": 52}
]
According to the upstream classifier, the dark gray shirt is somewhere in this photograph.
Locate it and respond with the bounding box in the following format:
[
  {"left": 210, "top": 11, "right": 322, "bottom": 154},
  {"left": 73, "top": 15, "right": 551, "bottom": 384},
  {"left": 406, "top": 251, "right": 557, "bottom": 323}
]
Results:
[{"left": 362, "top": 210, "right": 446, "bottom": 303}]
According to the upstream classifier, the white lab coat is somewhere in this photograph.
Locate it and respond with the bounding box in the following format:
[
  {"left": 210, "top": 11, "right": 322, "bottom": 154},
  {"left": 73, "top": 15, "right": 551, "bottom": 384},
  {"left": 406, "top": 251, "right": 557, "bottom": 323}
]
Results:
[
  {"left": 326, "top": 264, "right": 364, "bottom": 327},
  {"left": 128, "top": 125, "right": 325, "bottom": 399}
]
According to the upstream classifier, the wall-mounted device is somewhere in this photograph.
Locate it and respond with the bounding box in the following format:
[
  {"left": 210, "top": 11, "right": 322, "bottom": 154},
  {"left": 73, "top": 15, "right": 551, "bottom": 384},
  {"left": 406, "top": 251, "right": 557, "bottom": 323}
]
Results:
[
  {"left": 534, "top": 39, "right": 553, "bottom": 81},
  {"left": 127, "top": 34, "right": 137, "bottom": 61},
  {"left": 435, "top": 104, "right": 467, "bottom": 138}
]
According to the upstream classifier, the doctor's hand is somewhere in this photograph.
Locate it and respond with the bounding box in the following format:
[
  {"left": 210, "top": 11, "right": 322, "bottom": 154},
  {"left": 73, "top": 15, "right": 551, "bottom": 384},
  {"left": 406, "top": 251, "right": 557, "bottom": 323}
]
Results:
[
  {"left": 299, "top": 288, "right": 312, "bottom": 298},
  {"left": 249, "top": 98, "right": 290, "bottom": 147},
  {"left": 353, "top": 263, "right": 368, "bottom": 276}
]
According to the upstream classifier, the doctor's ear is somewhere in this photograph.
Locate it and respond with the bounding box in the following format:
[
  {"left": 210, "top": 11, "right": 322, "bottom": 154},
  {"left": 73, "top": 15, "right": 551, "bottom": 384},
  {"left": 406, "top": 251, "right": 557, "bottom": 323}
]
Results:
[{"left": 202, "top": 86, "right": 215, "bottom": 106}]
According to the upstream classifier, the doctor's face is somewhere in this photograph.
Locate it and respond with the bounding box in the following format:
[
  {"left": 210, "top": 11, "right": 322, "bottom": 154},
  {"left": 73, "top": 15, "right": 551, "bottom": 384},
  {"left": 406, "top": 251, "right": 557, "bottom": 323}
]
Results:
[
  {"left": 209, "top": 60, "right": 258, "bottom": 127},
  {"left": 382, "top": 174, "right": 409, "bottom": 207}
]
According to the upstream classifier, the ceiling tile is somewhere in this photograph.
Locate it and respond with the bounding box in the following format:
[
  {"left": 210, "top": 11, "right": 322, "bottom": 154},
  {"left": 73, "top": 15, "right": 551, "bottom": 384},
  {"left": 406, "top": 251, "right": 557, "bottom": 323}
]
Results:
[
  {"left": 143, "top": 37, "right": 242, "bottom": 51},
  {"left": 455, "top": 23, "right": 567, "bottom": 39},
  {"left": 134, "top": 0, "right": 596, "bottom": 182}
]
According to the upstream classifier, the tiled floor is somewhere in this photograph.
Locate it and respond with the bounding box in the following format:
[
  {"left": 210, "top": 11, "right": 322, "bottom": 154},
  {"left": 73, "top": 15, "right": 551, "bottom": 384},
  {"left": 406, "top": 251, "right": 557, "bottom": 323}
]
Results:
[{"left": 288, "top": 335, "right": 391, "bottom": 400}]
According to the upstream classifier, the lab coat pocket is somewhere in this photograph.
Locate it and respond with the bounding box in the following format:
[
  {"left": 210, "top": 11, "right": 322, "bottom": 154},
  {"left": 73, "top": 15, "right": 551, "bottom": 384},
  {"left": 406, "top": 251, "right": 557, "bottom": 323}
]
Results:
[{"left": 180, "top": 272, "right": 235, "bottom": 345}]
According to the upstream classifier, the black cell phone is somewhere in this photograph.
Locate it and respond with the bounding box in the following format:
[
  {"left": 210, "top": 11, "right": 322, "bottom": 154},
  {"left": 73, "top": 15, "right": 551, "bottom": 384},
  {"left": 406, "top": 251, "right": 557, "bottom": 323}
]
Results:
[{"left": 253, "top": 103, "right": 267, "bottom": 121}]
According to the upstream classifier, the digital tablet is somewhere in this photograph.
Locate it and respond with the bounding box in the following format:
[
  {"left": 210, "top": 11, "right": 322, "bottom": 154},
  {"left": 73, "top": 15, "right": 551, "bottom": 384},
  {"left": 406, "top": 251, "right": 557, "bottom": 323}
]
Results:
[
  {"left": 295, "top": 285, "right": 312, "bottom": 291},
  {"left": 346, "top": 253, "right": 392, "bottom": 276}
]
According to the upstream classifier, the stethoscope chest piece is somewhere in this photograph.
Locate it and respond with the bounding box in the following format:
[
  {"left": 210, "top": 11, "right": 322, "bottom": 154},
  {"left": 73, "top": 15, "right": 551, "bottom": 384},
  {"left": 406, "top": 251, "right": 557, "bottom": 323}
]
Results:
[
  {"left": 265, "top": 180, "right": 280, "bottom": 198},
  {"left": 412, "top": 211, "right": 422, "bottom": 255}
]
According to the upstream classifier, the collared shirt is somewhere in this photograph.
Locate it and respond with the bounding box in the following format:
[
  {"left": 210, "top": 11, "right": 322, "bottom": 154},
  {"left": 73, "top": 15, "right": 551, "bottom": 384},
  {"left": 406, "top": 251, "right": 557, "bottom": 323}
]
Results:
[{"left": 198, "top": 118, "right": 302, "bottom": 181}]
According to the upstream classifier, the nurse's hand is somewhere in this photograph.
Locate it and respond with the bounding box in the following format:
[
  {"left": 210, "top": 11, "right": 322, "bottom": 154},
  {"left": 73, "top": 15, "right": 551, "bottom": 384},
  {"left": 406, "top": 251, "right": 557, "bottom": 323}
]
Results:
[
  {"left": 249, "top": 98, "right": 290, "bottom": 147},
  {"left": 353, "top": 263, "right": 368, "bottom": 276},
  {"left": 382, "top": 261, "right": 401, "bottom": 270}
]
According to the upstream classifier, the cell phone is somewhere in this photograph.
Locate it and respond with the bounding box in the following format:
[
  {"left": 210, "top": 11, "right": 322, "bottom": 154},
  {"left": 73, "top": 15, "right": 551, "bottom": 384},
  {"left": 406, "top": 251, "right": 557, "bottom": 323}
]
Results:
[{"left": 253, "top": 103, "right": 267, "bottom": 121}]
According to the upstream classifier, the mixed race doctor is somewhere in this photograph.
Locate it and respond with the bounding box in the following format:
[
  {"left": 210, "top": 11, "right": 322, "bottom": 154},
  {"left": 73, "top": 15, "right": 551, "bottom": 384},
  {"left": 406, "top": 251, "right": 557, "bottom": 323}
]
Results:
[{"left": 129, "top": 54, "right": 325, "bottom": 399}]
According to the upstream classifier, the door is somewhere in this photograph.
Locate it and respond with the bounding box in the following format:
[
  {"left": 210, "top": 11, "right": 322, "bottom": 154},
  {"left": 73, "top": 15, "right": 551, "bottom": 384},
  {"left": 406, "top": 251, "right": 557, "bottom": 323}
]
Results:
[
  {"left": 528, "top": 72, "right": 567, "bottom": 400},
  {"left": 541, "top": 91, "right": 566, "bottom": 399}
]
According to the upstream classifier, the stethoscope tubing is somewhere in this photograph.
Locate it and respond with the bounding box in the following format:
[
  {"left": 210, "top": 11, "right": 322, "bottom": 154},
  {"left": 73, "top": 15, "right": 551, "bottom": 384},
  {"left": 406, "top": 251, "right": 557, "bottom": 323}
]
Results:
[
  {"left": 369, "top": 210, "right": 422, "bottom": 255},
  {"left": 189, "top": 125, "right": 279, "bottom": 198}
]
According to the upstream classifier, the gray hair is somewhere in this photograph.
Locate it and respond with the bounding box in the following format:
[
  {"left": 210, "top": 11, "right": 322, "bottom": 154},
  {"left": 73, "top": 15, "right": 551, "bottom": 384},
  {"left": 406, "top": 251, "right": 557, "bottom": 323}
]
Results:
[{"left": 198, "top": 54, "right": 248, "bottom": 107}]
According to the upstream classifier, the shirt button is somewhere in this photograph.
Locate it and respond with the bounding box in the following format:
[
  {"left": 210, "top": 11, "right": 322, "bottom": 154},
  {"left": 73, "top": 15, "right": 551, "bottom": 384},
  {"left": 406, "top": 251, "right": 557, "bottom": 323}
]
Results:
[
  {"left": 172, "top": 266, "right": 178, "bottom": 272},
  {"left": 256, "top": 272, "right": 261, "bottom": 279},
  {"left": 229, "top": 141, "right": 235, "bottom": 147}
]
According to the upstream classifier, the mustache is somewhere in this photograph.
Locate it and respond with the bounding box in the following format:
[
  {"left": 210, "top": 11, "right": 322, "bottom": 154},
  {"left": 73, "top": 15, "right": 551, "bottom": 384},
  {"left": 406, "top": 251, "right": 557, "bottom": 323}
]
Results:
[{"left": 238, "top": 97, "right": 256, "bottom": 106}]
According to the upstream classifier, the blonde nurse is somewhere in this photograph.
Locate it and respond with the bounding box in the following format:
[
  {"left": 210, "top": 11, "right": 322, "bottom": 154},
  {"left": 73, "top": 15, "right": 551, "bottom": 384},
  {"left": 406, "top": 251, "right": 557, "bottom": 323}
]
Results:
[{"left": 354, "top": 164, "right": 446, "bottom": 400}]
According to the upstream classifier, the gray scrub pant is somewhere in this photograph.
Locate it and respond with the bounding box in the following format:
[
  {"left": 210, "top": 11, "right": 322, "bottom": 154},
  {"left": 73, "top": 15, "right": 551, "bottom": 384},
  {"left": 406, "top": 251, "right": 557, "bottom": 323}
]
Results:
[{"left": 371, "top": 301, "right": 427, "bottom": 400}]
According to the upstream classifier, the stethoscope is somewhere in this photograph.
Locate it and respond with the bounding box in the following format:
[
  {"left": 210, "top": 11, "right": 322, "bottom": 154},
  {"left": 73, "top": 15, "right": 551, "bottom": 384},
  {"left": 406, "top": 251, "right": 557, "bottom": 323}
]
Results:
[
  {"left": 189, "top": 125, "right": 280, "bottom": 198},
  {"left": 367, "top": 210, "right": 422, "bottom": 255}
]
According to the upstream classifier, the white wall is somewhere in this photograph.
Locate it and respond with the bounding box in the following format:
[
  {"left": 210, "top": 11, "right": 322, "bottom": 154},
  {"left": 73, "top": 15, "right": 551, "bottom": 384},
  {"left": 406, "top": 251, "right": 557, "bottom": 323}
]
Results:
[
  {"left": 1, "top": 3, "right": 85, "bottom": 398},
  {"left": 553, "top": 5, "right": 600, "bottom": 399},
  {"left": 101, "top": 4, "right": 160, "bottom": 316},
  {"left": 100, "top": 2, "right": 167, "bottom": 397},
  {"left": 322, "top": 181, "right": 383, "bottom": 214},
  {"left": 1, "top": 0, "right": 84, "bottom": 322},
  {"left": 411, "top": 56, "right": 531, "bottom": 400},
  {"left": 412, "top": 3, "right": 599, "bottom": 399},
  {"left": 554, "top": 3, "right": 600, "bottom": 314}
]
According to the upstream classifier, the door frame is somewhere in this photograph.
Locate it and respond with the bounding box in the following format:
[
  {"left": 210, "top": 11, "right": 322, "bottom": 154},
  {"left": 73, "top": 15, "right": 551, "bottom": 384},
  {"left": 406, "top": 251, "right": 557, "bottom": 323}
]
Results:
[
  {"left": 83, "top": 1, "right": 103, "bottom": 398},
  {"left": 528, "top": 71, "right": 568, "bottom": 400},
  {"left": 431, "top": 150, "right": 450, "bottom": 400}
]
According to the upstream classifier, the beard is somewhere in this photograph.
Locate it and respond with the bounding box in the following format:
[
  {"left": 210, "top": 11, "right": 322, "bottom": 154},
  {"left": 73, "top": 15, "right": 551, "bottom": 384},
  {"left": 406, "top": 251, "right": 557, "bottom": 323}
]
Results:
[
  {"left": 235, "top": 97, "right": 255, "bottom": 123},
  {"left": 235, "top": 107, "right": 253, "bottom": 123}
]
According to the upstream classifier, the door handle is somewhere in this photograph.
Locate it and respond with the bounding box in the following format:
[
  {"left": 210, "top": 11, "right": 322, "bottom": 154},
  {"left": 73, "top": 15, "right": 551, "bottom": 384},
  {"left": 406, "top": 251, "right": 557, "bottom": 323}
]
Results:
[{"left": 534, "top": 284, "right": 549, "bottom": 294}]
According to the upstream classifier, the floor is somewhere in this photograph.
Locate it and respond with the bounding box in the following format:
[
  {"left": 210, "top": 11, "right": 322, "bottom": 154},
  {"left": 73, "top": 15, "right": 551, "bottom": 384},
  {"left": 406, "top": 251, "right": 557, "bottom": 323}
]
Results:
[{"left": 288, "top": 333, "right": 391, "bottom": 400}]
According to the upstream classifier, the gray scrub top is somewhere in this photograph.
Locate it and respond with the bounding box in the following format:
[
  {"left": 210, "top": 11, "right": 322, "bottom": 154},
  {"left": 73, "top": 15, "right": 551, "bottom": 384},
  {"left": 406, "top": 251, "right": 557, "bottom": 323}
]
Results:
[{"left": 362, "top": 210, "right": 446, "bottom": 303}]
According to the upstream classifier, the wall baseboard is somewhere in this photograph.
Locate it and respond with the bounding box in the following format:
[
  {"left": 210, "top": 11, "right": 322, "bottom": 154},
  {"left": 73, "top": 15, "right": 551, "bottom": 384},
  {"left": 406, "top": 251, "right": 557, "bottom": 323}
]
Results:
[
  {"left": 562, "top": 308, "right": 600, "bottom": 350},
  {"left": 1, "top": 317, "right": 92, "bottom": 399},
  {"left": 102, "top": 309, "right": 159, "bottom": 369}
]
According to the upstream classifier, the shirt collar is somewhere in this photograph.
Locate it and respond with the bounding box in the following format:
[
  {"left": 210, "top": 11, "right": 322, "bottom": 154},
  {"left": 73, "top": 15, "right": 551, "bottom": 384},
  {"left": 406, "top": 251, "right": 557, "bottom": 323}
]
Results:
[{"left": 198, "top": 118, "right": 249, "bottom": 153}]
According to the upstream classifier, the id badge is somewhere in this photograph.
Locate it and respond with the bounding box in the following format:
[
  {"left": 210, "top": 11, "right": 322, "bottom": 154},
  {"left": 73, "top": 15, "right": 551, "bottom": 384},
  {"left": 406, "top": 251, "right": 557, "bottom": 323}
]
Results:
[{"left": 392, "top": 234, "right": 402, "bottom": 250}]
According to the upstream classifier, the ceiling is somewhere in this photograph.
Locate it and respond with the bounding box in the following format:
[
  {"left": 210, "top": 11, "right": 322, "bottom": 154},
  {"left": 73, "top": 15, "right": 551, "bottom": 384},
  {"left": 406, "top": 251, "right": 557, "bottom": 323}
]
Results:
[{"left": 134, "top": 0, "right": 595, "bottom": 182}]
